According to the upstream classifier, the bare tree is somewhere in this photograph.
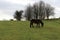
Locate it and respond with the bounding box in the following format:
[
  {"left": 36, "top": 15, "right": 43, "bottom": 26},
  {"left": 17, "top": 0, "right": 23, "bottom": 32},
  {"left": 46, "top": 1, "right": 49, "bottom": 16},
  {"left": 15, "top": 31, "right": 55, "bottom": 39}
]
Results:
[
  {"left": 33, "top": 3, "right": 39, "bottom": 19},
  {"left": 38, "top": 1, "right": 54, "bottom": 19},
  {"left": 38, "top": 1, "right": 46, "bottom": 19},
  {"left": 45, "top": 4, "right": 54, "bottom": 19},
  {"left": 24, "top": 1, "right": 55, "bottom": 20},
  {"left": 25, "top": 5, "right": 32, "bottom": 21}
]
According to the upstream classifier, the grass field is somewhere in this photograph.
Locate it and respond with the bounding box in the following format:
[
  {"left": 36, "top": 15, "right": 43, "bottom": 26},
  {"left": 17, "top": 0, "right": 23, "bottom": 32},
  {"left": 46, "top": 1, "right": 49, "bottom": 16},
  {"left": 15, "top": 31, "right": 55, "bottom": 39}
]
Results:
[{"left": 0, "top": 19, "right": 60, "bottom": 40}]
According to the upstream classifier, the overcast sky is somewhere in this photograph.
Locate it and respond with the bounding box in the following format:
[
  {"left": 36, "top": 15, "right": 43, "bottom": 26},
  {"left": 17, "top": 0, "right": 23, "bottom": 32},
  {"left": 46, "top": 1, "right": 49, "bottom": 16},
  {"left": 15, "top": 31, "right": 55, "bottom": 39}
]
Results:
[{"left": 0, "top": 0, "right": 60, "bottom": 20}]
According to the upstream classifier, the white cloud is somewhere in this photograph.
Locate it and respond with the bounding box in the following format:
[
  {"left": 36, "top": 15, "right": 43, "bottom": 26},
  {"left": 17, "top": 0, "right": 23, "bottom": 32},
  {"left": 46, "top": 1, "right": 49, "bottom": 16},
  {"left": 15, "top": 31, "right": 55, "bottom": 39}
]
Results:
[
  {"left": 0, "top": 0, "right": 40, "bottom": 20},
  {"left": 0, "top": 10, "right": 13, "bottom": 20},
  {"left": 4, "top": 0, "right": 40, "bottom": 5},
  {"left": 54, "top": 6, "right": 60, "bottom": 18},
  {"left": 0, "top": 0, "right": 26, "bottom": 20}
]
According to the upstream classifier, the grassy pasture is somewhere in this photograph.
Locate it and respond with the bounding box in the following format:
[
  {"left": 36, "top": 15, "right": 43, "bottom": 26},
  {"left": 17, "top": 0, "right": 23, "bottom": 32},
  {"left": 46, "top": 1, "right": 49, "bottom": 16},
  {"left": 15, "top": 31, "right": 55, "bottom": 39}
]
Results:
[{"left": 0, "top": 19, "right": 60, "bottom": 40}]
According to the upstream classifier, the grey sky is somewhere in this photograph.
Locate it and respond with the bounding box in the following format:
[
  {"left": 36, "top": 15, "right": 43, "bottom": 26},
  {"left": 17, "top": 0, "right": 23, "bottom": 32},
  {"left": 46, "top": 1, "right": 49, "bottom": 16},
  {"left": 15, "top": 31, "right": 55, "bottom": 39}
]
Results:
[{"left": 0, "top": 0, "right": 60, "bottom": 20}]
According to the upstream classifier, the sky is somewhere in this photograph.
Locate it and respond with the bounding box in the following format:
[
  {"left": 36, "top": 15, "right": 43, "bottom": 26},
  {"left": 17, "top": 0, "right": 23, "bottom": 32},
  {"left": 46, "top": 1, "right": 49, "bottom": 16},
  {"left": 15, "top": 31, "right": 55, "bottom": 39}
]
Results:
[{"left": 0, "top": 0, "right": 60, "bottom": 20}]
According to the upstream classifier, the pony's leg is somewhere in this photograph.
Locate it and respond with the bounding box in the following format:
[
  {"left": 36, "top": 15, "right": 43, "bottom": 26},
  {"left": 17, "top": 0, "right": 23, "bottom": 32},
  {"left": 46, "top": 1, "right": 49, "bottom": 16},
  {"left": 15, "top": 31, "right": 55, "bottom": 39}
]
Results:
[
  {"left": 30, "top": 22, "right": 34, "bottom": 28},
  {"left": 39, "top": 23, "right": 40, "bottom": 28},
  {"left": 41, "top": 22, "right": 44, "bottom": 27},
  {"left": 36, "top": 23, "right": 40, "bottom": 28},
  {"left": 38, "top": 23, "right": 40, "bottom": 28},
  {"left": 32, "top": 23, "right": 34, "bottom": 28},
  {"left": 30, "top": 22, "right": 32, "bottom": 28},
  {"left": 30, "top": 24, "right": 31, "bottom": 28},
  {"left": 36, "top": 24, "right": 38, "bottom": 28}
]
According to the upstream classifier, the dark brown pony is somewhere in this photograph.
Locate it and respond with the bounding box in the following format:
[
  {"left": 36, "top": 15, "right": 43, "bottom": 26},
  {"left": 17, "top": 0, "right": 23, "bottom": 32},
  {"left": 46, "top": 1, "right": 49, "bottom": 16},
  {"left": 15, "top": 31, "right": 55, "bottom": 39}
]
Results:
[{"left": 30, "top": 19, "right": 44, "bottom": 28}]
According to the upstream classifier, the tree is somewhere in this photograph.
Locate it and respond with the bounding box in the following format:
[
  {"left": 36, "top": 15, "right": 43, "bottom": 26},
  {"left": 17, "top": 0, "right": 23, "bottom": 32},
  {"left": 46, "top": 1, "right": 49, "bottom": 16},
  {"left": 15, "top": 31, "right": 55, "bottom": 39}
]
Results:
[
  {"left": 24, "top": 1, "right": 55, "bottom": 20},
  {"left": 38, "top": 1, "right": 54, "bottom": 19},
  {"left": 38, "top": 1, "right": 46, "bottom": 19},
  {"left": 14, "top": 10, "right": 23, "bottom": 21},
  {"left": 45, "top": 4, "right": 54, "bottom": 19},
  {"left": 33, "top": 3, "right": 39, "bottom": 19},
  {"left": 25, "top": 5, "right": 32, "bottom": 21}
]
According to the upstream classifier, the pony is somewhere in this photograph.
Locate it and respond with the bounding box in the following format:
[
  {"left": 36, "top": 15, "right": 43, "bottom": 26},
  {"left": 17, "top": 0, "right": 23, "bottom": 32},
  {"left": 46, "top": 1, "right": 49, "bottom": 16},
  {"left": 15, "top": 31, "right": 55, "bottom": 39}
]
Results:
[{"left": 30, "top": 19, "right": 44, "bottom": 28}]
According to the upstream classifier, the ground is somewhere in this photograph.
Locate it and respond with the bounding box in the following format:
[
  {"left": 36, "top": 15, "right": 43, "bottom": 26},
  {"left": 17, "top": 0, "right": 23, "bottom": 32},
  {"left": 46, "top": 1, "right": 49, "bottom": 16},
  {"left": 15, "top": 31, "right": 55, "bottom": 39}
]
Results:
[{"left": 0, "top": 19, "right": 60, "bottom": 40}]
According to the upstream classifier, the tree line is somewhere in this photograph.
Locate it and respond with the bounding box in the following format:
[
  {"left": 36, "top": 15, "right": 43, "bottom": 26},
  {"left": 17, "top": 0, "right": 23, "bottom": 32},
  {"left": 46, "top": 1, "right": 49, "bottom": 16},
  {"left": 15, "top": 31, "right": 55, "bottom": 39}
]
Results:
[{"left": 14, "top": 1, "right": 55, "bottom": 21}]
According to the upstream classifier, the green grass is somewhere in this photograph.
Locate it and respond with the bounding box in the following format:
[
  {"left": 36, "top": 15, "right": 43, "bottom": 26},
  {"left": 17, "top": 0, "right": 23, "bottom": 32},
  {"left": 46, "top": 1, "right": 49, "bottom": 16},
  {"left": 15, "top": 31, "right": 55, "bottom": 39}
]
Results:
[{"left": 0, "top": 20, "right": 60, "bottom": 40}]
